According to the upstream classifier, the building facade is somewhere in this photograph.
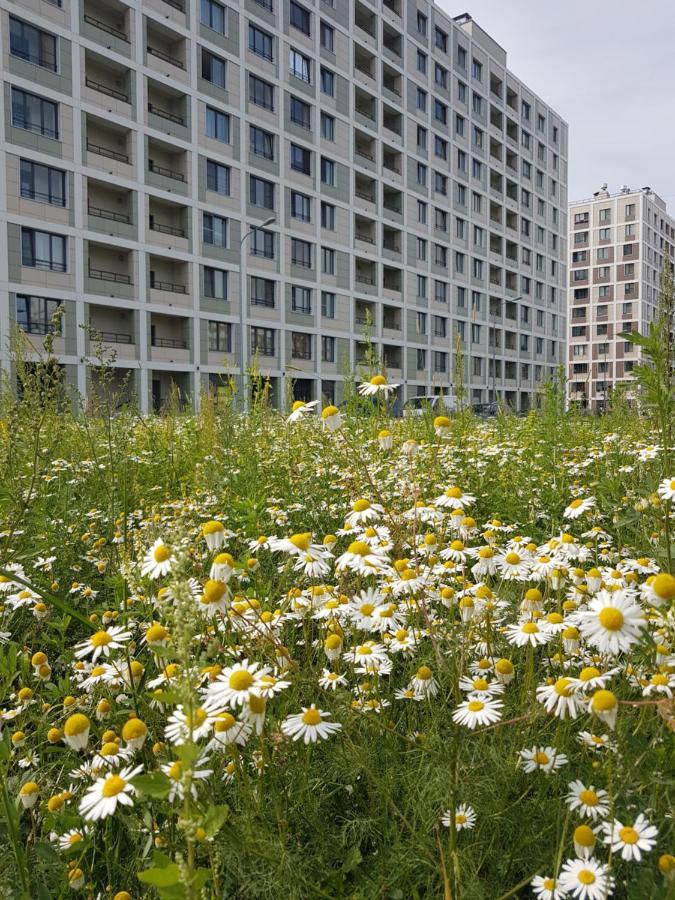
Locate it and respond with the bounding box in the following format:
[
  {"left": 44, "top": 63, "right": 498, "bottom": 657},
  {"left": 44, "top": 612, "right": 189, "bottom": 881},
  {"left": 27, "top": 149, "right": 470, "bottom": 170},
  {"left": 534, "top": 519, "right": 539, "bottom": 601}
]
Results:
[
  {"left": 0, "top": 0, "right": 568, "bottom": 412},
  {"left": 568, "top": 185, "right": 675, "bottom": 409}
]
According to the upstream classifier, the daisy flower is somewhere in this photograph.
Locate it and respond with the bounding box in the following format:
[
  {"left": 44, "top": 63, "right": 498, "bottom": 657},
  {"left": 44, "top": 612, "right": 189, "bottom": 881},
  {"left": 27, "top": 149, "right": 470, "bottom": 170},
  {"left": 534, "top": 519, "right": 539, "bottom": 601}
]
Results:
[
  {"left": 441, "top": 803, "right": 476, "bottom": 831},
  {"left": 74, "top": 626, "right": 132, "bottom": 661},
  {"left": 162, "top": 757, "right": 213, "bottom": 802},
  {"left": 280, "top": 705, "right": 342, "bottom": 743},
  {"left": 536, "top": 677, "right": 581, "bottom": 720},
  {"left": 286, "top": 399, "right": 319, "bottom": 423},
  {"left": 345, "top": 499, "right": 385, "bottom": 527},
  {"left": 56, "top": 829, "right": 89, "bottom": 852},
  {"left": 209, "top": 711, "right": 252, "bottom": 748},
  {"left": 358, "top": 375, "right": 399, "bottom": 396},
  {"left": 452, "top": 697, "right": 503, "bottom": 730},
  {"left": 318, "top": 670, "right": 348, "bottom": 691},
  {"left": 504, "top": 621, "right": 552, "bottom": 648},
  {"left": 321, "top": 405, "right": 342, "bottom": 431},
  {"left": 557, "top": 857, "right": 613, "bottom": 900},
  {"left": 657, "top": 476, "right": 675, "bottom": 502},
  {"left": 564, "top": 497, "right": 596, "bottom": 519},
  {"left": 565, "top": 780, "right": 609, "bottom": 820},
  {"left": 458, "top": 675, "right": 504, "bottom": 697},
  {"left": 602, "top": 813, "right": 658, "bottom": 861},
  {"left": 335, "top": 541, "right": 391, "bottom": 575},
  {"left": 78, "top": 765, "right": 142, "bottom": 821},
  {"left": 433, "top": 486, "right": 476, "bottom": 509},
  {"left": 378, "top": 429, "right": 394, "bottom": 450},
  {"left": 531, "top": 874, "right": 565, "bottom": 900},
  {"left": 577, "top": 590, "right": 645, "bottom": 655},
  {"left": 141, "top": 539, "right": 175, "bottom": 579},
  {"left": 164, "top": 700, "right": 221, "bottom": 745},
  {"left": 642, "top": 672, "right": 675, "bottom": 698},
  {"left": 498, "top": 551, "right": 531, "bottom": 580},
  {"left": 577, "top": 731, "right": 616, "bottom": 753},
  {"left": 206, "top": 659, "right": 270, "bottom": 708},
  {"left": 518, "top": 746, "right": 568, "bottom": 774},
  {"left": 201, "top": 520, "right": 228, "bottom": 550},
  {"left": 410, "top": 665, "right": 439, "bottom": 699}
]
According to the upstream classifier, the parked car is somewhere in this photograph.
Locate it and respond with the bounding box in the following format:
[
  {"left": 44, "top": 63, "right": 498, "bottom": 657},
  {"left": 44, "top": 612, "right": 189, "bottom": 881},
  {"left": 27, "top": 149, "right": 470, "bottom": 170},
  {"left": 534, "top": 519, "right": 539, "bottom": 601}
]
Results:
[
  {"left": 472, "top": 401, "right": 499, "bottom": 418},
  {"left": 403, "top": 395, "right": 458, "bottom": 417}
]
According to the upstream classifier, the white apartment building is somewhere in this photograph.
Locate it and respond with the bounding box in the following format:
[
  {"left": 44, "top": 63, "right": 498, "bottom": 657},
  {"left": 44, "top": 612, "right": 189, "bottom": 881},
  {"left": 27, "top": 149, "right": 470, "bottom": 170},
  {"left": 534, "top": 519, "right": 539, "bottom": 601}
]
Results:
[
  {"left": 0, "top": 0, "right": 568, "bottom": 412},
  {"left": 568, "top": 185, "right": 675, "bottom": 409}
]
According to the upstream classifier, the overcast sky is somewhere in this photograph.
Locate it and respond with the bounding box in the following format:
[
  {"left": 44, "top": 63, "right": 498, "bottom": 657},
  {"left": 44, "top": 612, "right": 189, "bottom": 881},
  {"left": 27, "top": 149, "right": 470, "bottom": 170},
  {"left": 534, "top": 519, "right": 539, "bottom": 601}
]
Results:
[{"left": 436, "top": 0, "right": 675, "bottom": 205}]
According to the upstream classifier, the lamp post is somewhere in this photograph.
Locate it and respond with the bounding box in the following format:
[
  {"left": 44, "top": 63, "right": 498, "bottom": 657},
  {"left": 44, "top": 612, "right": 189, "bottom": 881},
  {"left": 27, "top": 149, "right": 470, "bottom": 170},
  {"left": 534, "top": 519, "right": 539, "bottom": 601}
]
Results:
[{"left": 239, "top": 216, "right": 275, "bottom": 409}]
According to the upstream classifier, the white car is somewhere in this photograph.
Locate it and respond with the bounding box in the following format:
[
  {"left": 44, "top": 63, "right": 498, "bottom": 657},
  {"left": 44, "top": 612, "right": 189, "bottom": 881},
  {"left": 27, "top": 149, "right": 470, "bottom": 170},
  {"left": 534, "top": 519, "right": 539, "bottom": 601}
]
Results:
[{"left": 402, "top": 395, "right": 458, "bottom": 417}]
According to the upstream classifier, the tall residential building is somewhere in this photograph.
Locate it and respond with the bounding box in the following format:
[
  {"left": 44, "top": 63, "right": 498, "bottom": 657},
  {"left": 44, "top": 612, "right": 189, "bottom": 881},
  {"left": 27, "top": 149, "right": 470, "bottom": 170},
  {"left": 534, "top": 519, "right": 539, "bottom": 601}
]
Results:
[
  {"left": 0, "top": 0, "right": 568, "bottom": 413},
  {"left": 568, "top": 185, "right": 675, "bottom": 409}
]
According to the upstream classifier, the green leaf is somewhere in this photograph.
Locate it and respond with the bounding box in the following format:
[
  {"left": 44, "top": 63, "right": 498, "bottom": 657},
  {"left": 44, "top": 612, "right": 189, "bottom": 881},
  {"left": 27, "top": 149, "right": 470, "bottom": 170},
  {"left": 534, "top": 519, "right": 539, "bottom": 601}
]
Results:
[
  {"left": 137, "top": 863, "right": 181, "bottom": 888},
  {"left": 202, "top": 803, "right": 229, "bottom": 838},
  {"left": 132, "top": 772, "right": 173, "bottom": 799},
  {"left": 172, "top": 743, "right": 201, "bottom": 766},
  {"left": 341, "top": 845, "right": 362, "bottom": 873},
  {"left": 33, "top": 841, "right": 60, "bottom": 865}
]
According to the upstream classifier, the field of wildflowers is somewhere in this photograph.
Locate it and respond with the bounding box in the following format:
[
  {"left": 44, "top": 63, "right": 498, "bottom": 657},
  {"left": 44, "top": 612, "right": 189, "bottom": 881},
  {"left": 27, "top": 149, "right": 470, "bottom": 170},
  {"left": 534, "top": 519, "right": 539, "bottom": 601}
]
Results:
[{"left": 0, "top": 353, "right": 673, "bottom": 899}]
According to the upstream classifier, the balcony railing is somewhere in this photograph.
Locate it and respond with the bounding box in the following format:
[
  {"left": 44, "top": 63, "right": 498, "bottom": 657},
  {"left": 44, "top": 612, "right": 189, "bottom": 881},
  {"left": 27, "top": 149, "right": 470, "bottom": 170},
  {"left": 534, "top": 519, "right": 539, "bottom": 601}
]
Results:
[
  {"left": 355, "top": 273, "right": 376, "bottom": 285},
  {"left": 83, "top": 14, "right": 129, "bottom": 42},
  {"left": 92, "top": 330, "right": 133, "bottom": 344},
  {"left": 148, "top": 161, "right": 185, "bottom": 182},
  {"left": 291, "top": 347, "right": 312, "bottom": 360},
  {"left": 355, "top": 189, "right": 375, "bottom": 202},
  {"left": 152, "top": 336, "right": 188, "bottom": 349},
  {"left": 25, "top": 257, "right": 66, "bottom": 272},
  {"left": 10, "top": 46, "right": 57, "bottom": 71},
  {"left": 89, "top": 267, "right": 132, "bottom": 284},
  {"left": 12, "top": 115, "right": 58, "bottom": 140},
  {"left": 86, "top": 140, "right": 129, "bottom": 163},
  {"left": 21, "top": 187, "right": 66, "bottom": 206},
  {"left": 355, "top": 232, "right": 375, "bottom": 244},
  {"left": 150, "top": 220, "right": 185, "bottom": 237},
  {"left": 147, "top": 46, "right": 185, "bottom": 69},
  {"left": 150, "top": 279, "right": 187, "bottom": 294},
  {"left": 88, "top": 205, "right": 131, "bottom": 224},
  {"left": 355, "top": 147, "right": 375, "bottom": 161},
  {"left": 148, "top": 103, "right": 185, "bottom": 125},
  {"left": 355, "top": 314, "right": 372, "bottom": 325},
  {"left": 85, "top": 77, "right": 129, "bottom": 103},
  {"left": 20, "top": 322, "right": 61, "bottom": 335}
]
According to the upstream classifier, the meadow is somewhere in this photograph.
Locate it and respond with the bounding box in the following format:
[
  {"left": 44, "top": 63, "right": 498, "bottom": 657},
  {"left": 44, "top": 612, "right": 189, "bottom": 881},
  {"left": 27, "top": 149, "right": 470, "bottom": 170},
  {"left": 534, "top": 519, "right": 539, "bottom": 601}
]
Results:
[{"left": 0, "top": 349, "right": 673, "bottom": 899}]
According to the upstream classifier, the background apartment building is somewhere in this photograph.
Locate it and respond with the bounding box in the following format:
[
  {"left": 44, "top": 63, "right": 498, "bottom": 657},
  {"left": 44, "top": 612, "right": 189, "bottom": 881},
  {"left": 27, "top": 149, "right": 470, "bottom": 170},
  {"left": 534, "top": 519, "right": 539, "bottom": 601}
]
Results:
[
  {"left": 0, "top": 0, "right": 568, "bottom": 412},
  {"left": 568, "top": 185, "right": 675, "bottom": 409}
]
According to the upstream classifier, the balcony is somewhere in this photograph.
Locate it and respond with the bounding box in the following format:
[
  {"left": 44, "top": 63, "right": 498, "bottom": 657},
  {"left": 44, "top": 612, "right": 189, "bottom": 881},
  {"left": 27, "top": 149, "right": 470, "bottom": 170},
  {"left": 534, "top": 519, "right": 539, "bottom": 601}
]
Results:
[
  {"left": 382, "top": 265, "right": 402, "bottom": 298},
  {"left": 354, "top": 46, "right": 376, "bottom": 83},
  {"left": 84, "top": 51, "right": 131, "bottom": 114},
  {"left": 87, "top": 243, "right": 134, "bottom": 298},
  {"left": 85, "top": 116, "right": 132, "bottom": 176},
  {"left": 382, "top": 64, "right": 402, "bottom": 102},
  {"left": 354, "top": 0, "right": 377, "bottom": 44},
  {"left": 147, "top": 80, "right": 188, "bottom": 136},
  {"left": 151, "top": 315, "right": 190, "bottom": 363},
  {"left": 382, "top": 305, "right": 401, "bottom": 333},
  {"left": 382, "top": 146, "right": 402, "bottom": 178},
  {"left": 355, "top": 259, "right": 376, "bottom": 292},
  {"left": 382, "top": 226, "right": 401, "bottom": 259},
  {"left": 88, "top": 304, "right": 136, "bottom": 359},
  {"left": 354, "top": 214, "right": 376, "bottom": 249},
  {"left": 354, "top": 173, "right": 376, "bottom": 208},
  {"left": 149, "top": 256, "right": 190, "bottom": 308},
  {"left": 146, "top": 19, "right": 187, "bottom": 77},
  {"left": 148, "top": 198, "right": 189, "bottom": 249},
  {"left": 87, "top": 179, "right": 135, "bottom": 238},
  {"left": 382, "top": 23, "right": 402, "bottom": 62},
  {"left": 147, "top": 138, "right": 188, "bottom": 193},
  {"left": 382, "top": 185, "right": 402, "bottom": 220},
  {"left": 355, "top": 302, "right": 375, "bottom": 330},
  {"left": 82, "top": 0, "right": 130, "bottom": 54},
  {"left": 382, "top": 103, "right": 402, "bottom": 140},
  {"left": 354, "top": 87, "right": 376, "bottom": 128}
]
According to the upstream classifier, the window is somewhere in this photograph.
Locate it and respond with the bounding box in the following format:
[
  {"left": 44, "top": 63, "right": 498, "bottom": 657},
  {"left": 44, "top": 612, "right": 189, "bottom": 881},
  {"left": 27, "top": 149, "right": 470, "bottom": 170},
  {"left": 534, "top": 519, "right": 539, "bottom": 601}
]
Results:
[
  {"left": 624, "top": 282, "right": 635, "bottom": 295},
  {"left": 204, "top": 267, "right": 228, "bottom": 299},
  {"left": 321, "top": 202, "right": 335, "bottom": 230},
  {"left": 471, "top": 323, "right": 481, "bottom": 343},
  {"left": 208, "top": 321, "right": 231, "bottom": 352},
  {"left": 201, "top": 0, "right": 226, "bottom": 33},
  {"left": 457, "top": 46, "right": 467, "bottom": 68},
  {"left": 457, "top": 149, "right": 467, "bottom": 172},
  {"left": 249, "top": 175, "right": 274, "bottom": 208},
  {"left": 435, "top": 64, "right": 447, "bottom": 89},
  {"left": 435, "top": 245, "right": 447, "bottom": 267},
  {"left": 321, "top": 113, "right": 335, "bottom": 141},
  {"left": 472, "top": 159, "right": 482, "bottom": 179},
  {"left": 416, "top": 11, "right": 427, "bottom": 35},
  {"left": 21, "top": 228, "right": 65, "bottom": 271},
  {"left": 435, "top": 209, "right": 447, "bottom": 231},
  {"left": 598, "top": 285, "right": 609, "bottom": 298},
  {"left": 433, "top": 315, "right": 446, "bottom": 337},
  {"left": 417, "top": 349, "right": 427, "bottom": 370},
  {"left": 435, "top": 26, "right": 447, "bottom": 52},
  {"left": 290, "top": 143, "right": 312, "bottom": 174},
  {"left": 417, "top": 238, "right": 427, "bottom": 261},
  {"left": 321, "top": 247, "right": 335, "bottom": 274},
  {"left": 10, "top": 17, "right": 57, "bottom": 70},
  {"left": 203, "top": 213, "right": 228, "bottom": 247},
  {"left": 472, "top": 58, "right": 482, "bottom": 81},
  {"left": 290, "top": 0, "right": 310, "bottom": 35},
  {"left": 249, "top": 24, "right": 273, "bottom": 60},
  {"left": 434, "top": 351, "right": 447, "bottom": 372},
  {"left": 206, "top": 160, "right": 230, "bottom": 194},
  {"left": 250, "top": 125, "right": 274, "bottom": 159},
  {"left": 20, "top": 160, "right": 65, "bottom": 206},
  {"left": 201, "top": 50, "right": 226, "bottom": 87},
  {"left": 416, "top": 311, "right": 427, "bottom": 335},
  {"left": 292, "top": 238, "right": 312, "bottom": 268},
  {"left": 16, "top": 295, "right": 62, "bottom": 335},
  {"left": 292, "top": 331, "right": 312, "bottom": 359},
  {"left": 11, "top": 88, "right": 58, "bottom": 139},
  {"left": 251, "top": 326, "right": 275, "bottom": 356},
  {"left": 417, "top": 126, "right": 427, "bottom": 149},
  {"left": 320, "top": 67, "right": 334, "bottom": 96},
  {"left": 320, "top": 157, "right": 335, "bottom": 186},
  {"left": 416, "top": 88, "right": 427, "bottom": 112},
  {"left": 622, "top": 302, "right": 632, "bottom": 316},
  {"left": 289, "top": 49, "right": 310, "bottom": 81},
  {"left": 434, "top": 172, "right": 447, "bottom": 195},
  {"left": 624, "top": 203, "right": 635, "bottom": 219},
  {"left": 599, "top": 208, "right": 610, "bottom": 222},
  {"left": 596, "top": 247, "right": 610, "bottom": 261},
  {"left": 249, "top": 75, "right": 274, "bottom": 110},
  {"left": 455, "top": 114, "right": 465, "bottom": 137},
  {"left": 251, "top": 276, "right": 275, "bottom": 307},
  {"left": 291, "top": 191, "right": 311, "bottom": 221},
  {"left": 457, "top": 286, "right": 466, "bottom": 308},
  {"left": 320, "top": 21, "right": 334, "bottom": 52},
  {"left": 321, "top": 335, "right": 335, "bottom": 363},
  {"left": 292, "top": 286, "right": 312, "bottom": 313},
  {"left": 290, "top": 96, "right": 310, "bottom": 128},
  {"left": 599, "top": 227, "right": 610, "bottom": 241},
  {"left": 418, "top": 200, "right": 427, "bottom": 224},
  {"left": 206, "top": 107, "right": 230, "bottom": 142},
  {"left": 417, "top": 50, "right": 427, "bottom": 74},
  {"left": 457, "top": 80, "right": 467, "bottom": 103},
  {"left": 321, "top": 291, "right": 335, "bottom": 318},
  {"left": 435, "top": 280, "right": 447, "bottom": 303},
  {"left": 417, "top": 275, "right": 427, "bottom": 298},
  {"left": 250, "top": 228, "right": 274, "bottom": 258},
  {"left": 434, "top": 100, "right": 447, "bottom": 124},
  {"left": 417, "top": 163, "right": 427, "bottom": 186}
]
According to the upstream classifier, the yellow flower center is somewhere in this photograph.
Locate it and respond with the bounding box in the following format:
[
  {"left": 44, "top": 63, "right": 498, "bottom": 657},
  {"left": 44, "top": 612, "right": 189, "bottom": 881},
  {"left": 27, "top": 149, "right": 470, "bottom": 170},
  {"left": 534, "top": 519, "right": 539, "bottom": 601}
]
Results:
[
  {"left": 417, "top": 666, "right": 432, "bottom": 680},
  {"left": 467, "top": 700, "right": 484, "bottom": 712},
  {"left": 101, "top": 774, "right": 127, "bottom": 798},
  {"left": 522, "top": 622, "right": 539, "bottom": 634},
  {"left": 598, "top": 607, "right": 624, "bottom": 631},
  {"left": 360, "top": 603, "right": 375, "bottom": 616},
  {"left": 90, "top": 631, "right": 113, "bottom": 647},
  {"left": 321, "top": 405, "right": 339, "bottom": 419},
  {"left": 153, "top": 544, "right": 171, "bottom": 563},
  {"left": 554, "top": 678, "right": 573, "bottom": 696},
  {"left": 578, "top": 870, "right": 596, "bottom": 886},
  {"left": 215, "top": 713, "right": 236, "bottom": 731},
  {"left": 570, "top": 499, "right": 584, "bottom": 508},
  {"left": 203, "top": 520, "right": 224, "bottom": 534},
  {"left": 302, "top": 708, "right": 322, "bottom": 725},
  {"left": 579, "top": 789, "right": 599, "bottom": 807},
  {"left": 619, "top": 826, "right": 639, "bottom": 845},
  {"left": 534, "top": 751, "right": 550, "bottom": 765},
  {"left": 290, "top": 533, "right": 311, "bottom": 551},
  {"left": 352, "top": 499, "right": 371, "bottom": 512},
  {"left": 202, "top": 580, "right": 226, "bottom": 604},
  {"left": 64, "top": 714, "right": 90, "bottom": 736},
  {"left": 579, "top": 666, "right": 601, "bottom": 681},
  {"left": 168, "top": 761, "right": 182, "bottom": 780},
  {"left": 591, "top": 689, "right": 617, "bottom": 712},
  {"left": 370, "top": 375, "right": 387, "bottom": 386},
  {"left": 505, "top": 552, "right": 521, "bottom": 565},
  {"left": 229, "top": 670, "right": 254, "bottom": 691},
  {"left": 455, "top": 813, "right": 467, "bottom": 824},
  {"left": 543, "top": 879, "right": 555, "bottom": 890},
  {"left": 291, "top": 400, "right": 306, "bottom": 411},
  {"left": 445, "top": 486, "right": 462, "bottom": 498},
  {"left": 348, "top": 541, "right": 371, "bottom": 556},
  {"left": 653, "top": 573, "right": 675, "bottom": 600}
]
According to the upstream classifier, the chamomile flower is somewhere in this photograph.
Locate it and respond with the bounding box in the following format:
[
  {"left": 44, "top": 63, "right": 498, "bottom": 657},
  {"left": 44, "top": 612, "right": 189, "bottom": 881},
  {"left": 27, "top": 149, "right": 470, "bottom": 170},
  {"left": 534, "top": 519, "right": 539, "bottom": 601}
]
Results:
[
  {"left": 564, "top": 497, "right": 596, "bottom": 519},
  {"left": 504, "top": 620, "right": 552, "bottom": 648},
  {"left": 335, "top": 541, "right": 391, "bottom": 575},
  {"left": 441, "top": 803, "right": 476, "bottom": 831},
  {"left": 318, "top": 670, "right": 348, "bottom": 691},
  {"left": 531, "top": 874, "right": 565, "bottom": 900},
  {"left": 577, "top": 590, "right": 645, "bottom": 655},
  {"left": 558, "top": 857, "right": 614, "bottom": 899},
  {"left": 518, "top": 746, "right": 568, "bottom": 774},
  {"left": 434, "top": 486, "right": 476, "bottom": 509},
  {"left": 79, "top": 765, "right": 142, "bottom": 821},
  {"left": 602, "top": 813, "right": 658, "bottom": 861},
  {"left": 345, "top": 499, "right": 385, "bottom": 527},
  {"left": 141, "top": 539, "right": 175, "bottom": 579},
  {"left": 56, "top": 829, "right": 89, "bottom": 852},
  {"left": 358, "top": 375, "right": 399, "bottom": 396},
  {"left": 536, "top": 677, "right": 581, "bottom": 720},
  {"left": 74, "top": 626, "right": 131, "bottom": 661},
  {"left": 206, "top": 659, "right": 270, "bottom": 708},
  {"left": 452, "top": 697, "right": 503, "bottom": 730},
  {"left": 409, "top": 665, "right": 439, "bottom": 698},
  {"left": 286, "top": 399, "right": 319, "bottom": 424},
  {"left": 164, "top": 701, "right": 221, "bottom": 745},
  {"left": 209, "top": 711, "right": 252, "bottom": 748},
  {"left": 657, "top": 476, "right": 675, "bottom": 502},
  {"left": 201, "top": 520, "right": 227, "bottom": 550},
  {"left": 281, "top": 705, "right": 342, "bottom": 743},
  {"left": 565, "top": 780, "right": 609, "bottom": 820},
  {"left": 498, "top": 551, "right": 531, "bottom": 580}
]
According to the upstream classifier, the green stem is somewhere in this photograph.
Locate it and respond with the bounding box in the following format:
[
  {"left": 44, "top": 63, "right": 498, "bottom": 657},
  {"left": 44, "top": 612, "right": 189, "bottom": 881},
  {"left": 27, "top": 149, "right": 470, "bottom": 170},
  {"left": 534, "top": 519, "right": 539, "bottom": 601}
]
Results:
[{"left": 0, "top": 767, "right": 31, "bottom": 899}]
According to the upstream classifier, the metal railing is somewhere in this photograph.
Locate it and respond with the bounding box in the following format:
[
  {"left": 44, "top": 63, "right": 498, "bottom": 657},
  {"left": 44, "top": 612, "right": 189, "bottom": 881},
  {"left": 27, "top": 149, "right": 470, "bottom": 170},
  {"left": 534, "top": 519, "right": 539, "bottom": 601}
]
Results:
[
  {"left": 291, "top": 347, "right": 312, "bottom": 360},
  {"left": 355, "top": 232, "right": 375, "bottom": 244},
  {"left": 148, "top": 103, "right": 185, "bottom": 125},
  {"left": 355, "top": 189, "right": 375, "bottom": 202},
  {"left": 152, "top": 336, "right": 187, "bottom": 349},
  {"left": 150, "top": 220, "right": 185, "bottom": 237},
  {"left": 83, "top": 14, "right": 128, "bottom": 42},
  {"left": 88, "top": 267, "right": 131, "bottom": 284},
  {"left": 148, "top": 161, "right": 185, "bottom": 182},
  {"left": 85, "top": 77, "right": 129, "bottom": 103},
  {"left": 150, "top": 279, "right": 187, "bottom": 294},
  {"left": 162, "top": 0, "right": 185, "bottom": 9},
  {"left": 88, "top": 205, "right": 130, "bottom": 224},
  {"left": 20, "top": 322, "right": 61, "bottom": 335},
  {"left": 20, "top": 187, "right": 66, "bottom": 206},
  {"left": 355, "top": 147, "right": 375, "bottom": 161},
  {"left": 355, "top": 273, "right": 376, "bottom": 285},
  {"left": 92, "top": 330, "right": 133, "bottom": 344},
  {"left": 147, "top": 46, "right": 185, "bottom": 69},
  {"left": 25, "top": 257, "right": 66, "bottom": 272},
  {"left": 251, "top": 297, "right": 275, "bottom": 308},
  {"left": 12, "top": 115, "right": 58, "bottom": 140},
  {"left": 86, "top": 140, "right": 129, "bottom": 163},
  {"left": 10, "top": 46, "right": 57, "bottom": 70}
]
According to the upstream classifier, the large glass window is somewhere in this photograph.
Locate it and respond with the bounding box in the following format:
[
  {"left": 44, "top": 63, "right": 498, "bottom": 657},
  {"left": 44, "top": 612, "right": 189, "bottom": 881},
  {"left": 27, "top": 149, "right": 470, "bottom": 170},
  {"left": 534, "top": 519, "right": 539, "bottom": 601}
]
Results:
[
  {"left": 21, "top": 228, "right": 66, "bottom": 271},
  {"left": 203, "top": 267, "right": 228, "bottom": 299},
  {"left": 201, "top": 50, "right": 226, "bottom": 87},
  {"left": 11, "top": 88, "right": 58, "bottom": 139},
  {"left": 206, "top": 107, "right": 229, "bottom": 142},
  {"left": 206, "top": 160, "right": 230, "bottom": 194},
  {"left": 201, "top": 0, "right": 226, "bottom": 33},
  {"left": 250, "top": 125, "right": 274, "bottom": 159},
  {"left": 208, "top": 321, "right": 231, "bottom": 352},
  {"left": 203, "top": 213, "right": 228, "bottom": 247},
  {"left": 10, "top": 17, "right": 57, "bottom": 70},
  {"left": 20, "top": 160, "right": 65, "bottom": 206},
  {"left": 16, "top": 295, "right": 62, "bottom": 334}
]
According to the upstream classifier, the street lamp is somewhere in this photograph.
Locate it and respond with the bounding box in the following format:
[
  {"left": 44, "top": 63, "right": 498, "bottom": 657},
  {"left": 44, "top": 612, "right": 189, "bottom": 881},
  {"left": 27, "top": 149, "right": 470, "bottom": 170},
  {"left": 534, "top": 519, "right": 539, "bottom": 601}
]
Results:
[{"left": 239, "top": 216, "right": 276, "bottom": 409}]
